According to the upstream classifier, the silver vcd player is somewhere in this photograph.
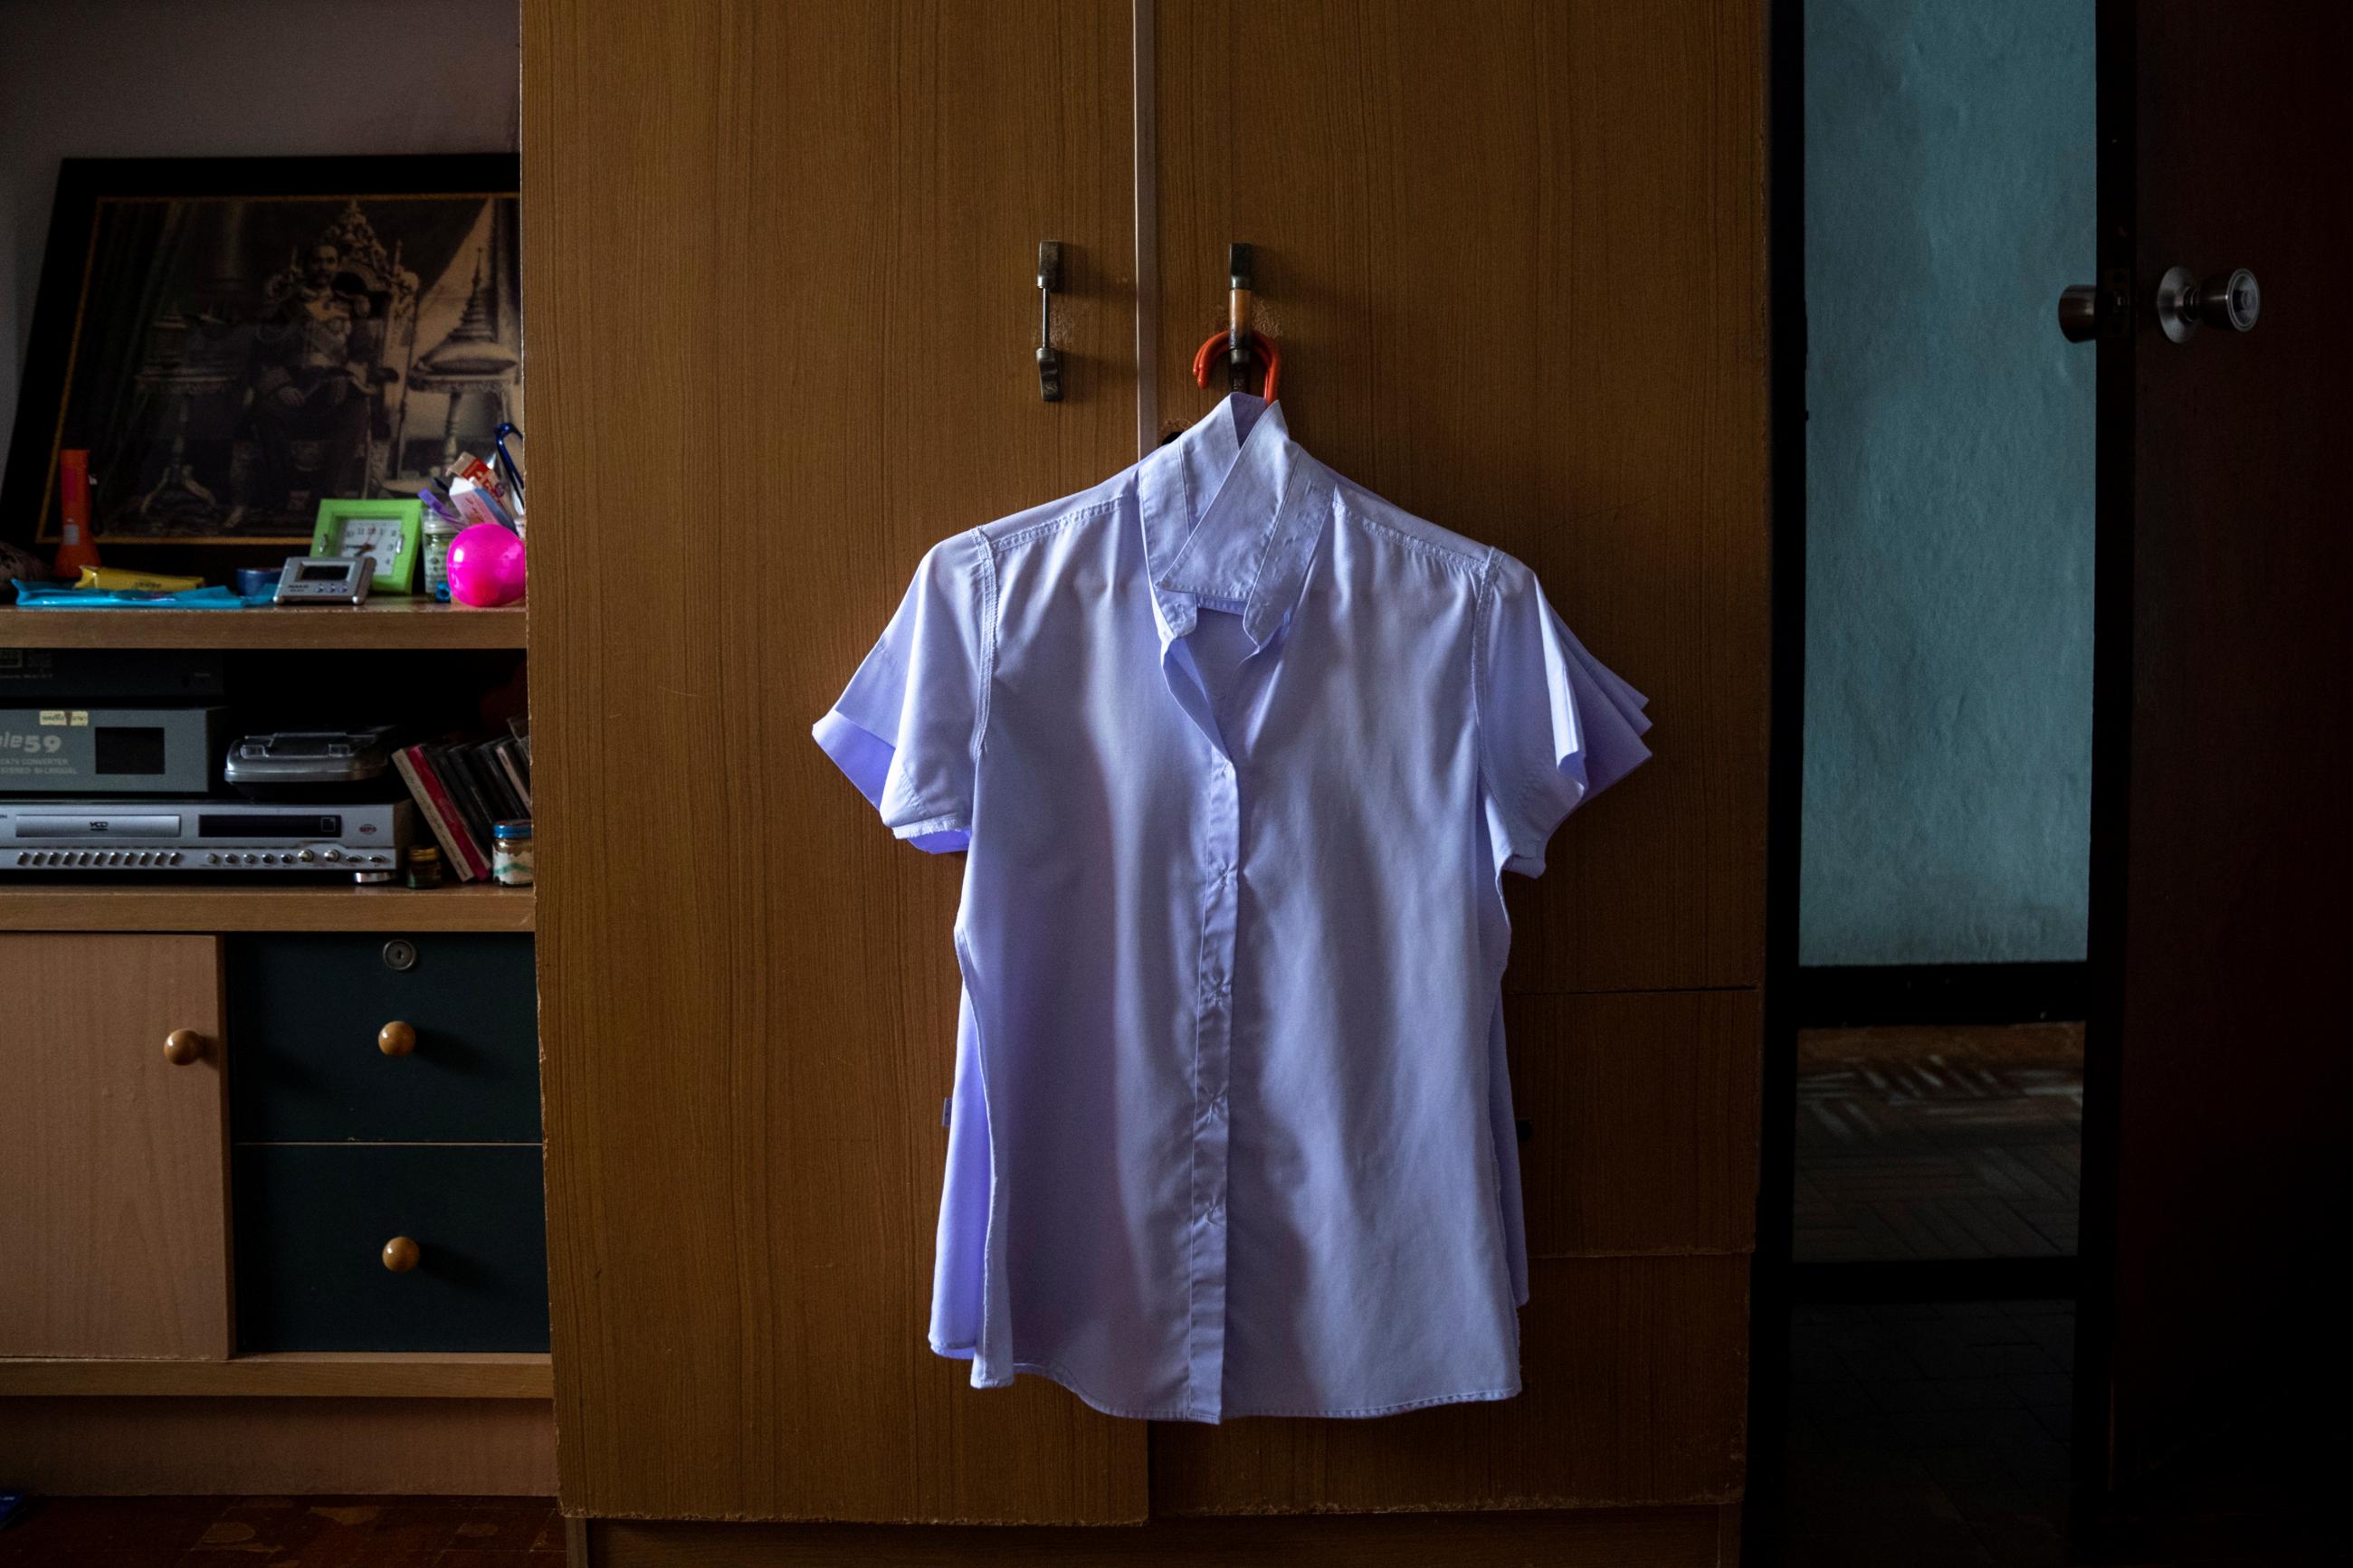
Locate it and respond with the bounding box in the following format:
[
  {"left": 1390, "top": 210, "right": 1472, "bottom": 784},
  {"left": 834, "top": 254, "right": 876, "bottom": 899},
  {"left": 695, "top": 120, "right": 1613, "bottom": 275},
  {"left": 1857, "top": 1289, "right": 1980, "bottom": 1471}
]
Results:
[{"left": 0, "top": 800, "right": 412, "bottom": 883}]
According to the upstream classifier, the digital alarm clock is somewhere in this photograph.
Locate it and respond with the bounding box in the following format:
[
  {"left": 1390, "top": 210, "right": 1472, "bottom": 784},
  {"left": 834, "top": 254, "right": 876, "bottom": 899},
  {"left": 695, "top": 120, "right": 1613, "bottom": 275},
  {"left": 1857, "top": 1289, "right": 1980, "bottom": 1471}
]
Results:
[{"left": 273, "top": 555, "right": 373, "bottom": 604}]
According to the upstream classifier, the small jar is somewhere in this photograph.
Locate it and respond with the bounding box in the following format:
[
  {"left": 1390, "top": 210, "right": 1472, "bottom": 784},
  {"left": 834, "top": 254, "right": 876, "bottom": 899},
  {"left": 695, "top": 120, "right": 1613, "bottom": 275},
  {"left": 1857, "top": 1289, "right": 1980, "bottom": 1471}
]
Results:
[
  {"left": 423, "top": 517, "right": 462, "bottom": 602},
  {"left": 405, "top": 844, "right": 444, "bottom": 889},
  {"left": 491, "top": 820, "right": 535, "bottom": 887}
]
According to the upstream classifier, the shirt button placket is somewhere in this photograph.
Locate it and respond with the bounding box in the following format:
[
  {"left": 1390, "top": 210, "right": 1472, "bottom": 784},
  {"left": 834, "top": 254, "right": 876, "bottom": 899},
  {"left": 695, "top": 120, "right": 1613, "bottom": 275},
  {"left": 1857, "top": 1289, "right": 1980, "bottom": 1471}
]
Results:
[{"left": 1185, "top": 751, "right": 1240, "bottom": 1421}]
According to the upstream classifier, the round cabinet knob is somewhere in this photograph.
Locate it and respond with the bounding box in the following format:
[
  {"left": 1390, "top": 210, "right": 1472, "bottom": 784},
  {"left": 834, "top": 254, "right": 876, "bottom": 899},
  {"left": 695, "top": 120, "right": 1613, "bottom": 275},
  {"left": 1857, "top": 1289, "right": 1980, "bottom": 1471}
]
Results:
[
  {"left": 163, "top": 1029, "right": 208, "bottom": 1066},
  {"left": 382, "top": 1236, "right": 422, "bottom": 1272},
  {"left": 377, "top": 1021, "right": 417, "bottom": 1057},
  {"left": 2198, "top": 267, "right": 2260, "bottom": 331},
  {"left": 2055, "top": 282, "right": 2101, "bottom": 343},
  {"left": 2157, "top": 264, "right": 2261, "bottom": 342}
]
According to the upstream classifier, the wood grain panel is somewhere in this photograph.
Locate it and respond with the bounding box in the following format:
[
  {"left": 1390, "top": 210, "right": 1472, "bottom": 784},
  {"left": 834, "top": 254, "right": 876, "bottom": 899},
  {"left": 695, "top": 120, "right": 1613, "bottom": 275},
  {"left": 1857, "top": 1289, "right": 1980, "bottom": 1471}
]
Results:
[
  {"left": 0, "top": 883, "right": 533, "bottom": 933},
  {"left": 1510, "top": 990, "right": 1761, "bottom": 1259},
  {"left": 0, "top": 1352, "right": 551, "bottom": 1399},
  {"left": 522, "top": 0, "right": 1145, "bottom": 1525},
  {"left": 0, "top": 1396, "right": 555, "bottom": 1494},
  {"left": 1153, "top": 0, "right": 1768, "bottom": 993},
  {"left": 0, "top": 934, "right": 229, "bottom": 1360},
  {"left": 0, "top": 602, "right": 526, "bottom": 650},
  {"left": 585, "top": 1505, "right": 1741, "bottom": 1567},
  {"left": 1150, "top": 1256, "right": 1748, "bottom": 1515}
]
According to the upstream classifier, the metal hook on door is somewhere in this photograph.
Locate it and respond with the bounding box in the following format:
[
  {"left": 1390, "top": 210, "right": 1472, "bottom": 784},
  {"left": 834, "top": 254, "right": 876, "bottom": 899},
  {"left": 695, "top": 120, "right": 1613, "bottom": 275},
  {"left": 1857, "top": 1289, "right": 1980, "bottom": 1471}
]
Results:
[
  {"left": 1037, "top": 242, "right": 1063, "bottom": 403},
  {"left": 1191, "top": 242, "right": 1281, "bottom": 403},
  {"left": 1224, "top": 243, "right": 1253, "bottom": 390}
]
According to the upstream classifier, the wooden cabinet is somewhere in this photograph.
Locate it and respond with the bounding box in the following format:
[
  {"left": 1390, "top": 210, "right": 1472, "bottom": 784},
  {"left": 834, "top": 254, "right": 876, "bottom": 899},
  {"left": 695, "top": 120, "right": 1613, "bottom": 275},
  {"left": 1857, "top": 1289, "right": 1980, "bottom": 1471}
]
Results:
[
  {"left": 525, "top": 0, "right": 1765, "bottom": 1554},
  {"left": 0, "top": 613, "right": 550, "bottom": 1491},
  {"left": 0, "top": 934, "right": 231, "bottom": 1361},
  {"left": 0, "top": 877, "right": 552, "bottom": 1491}
]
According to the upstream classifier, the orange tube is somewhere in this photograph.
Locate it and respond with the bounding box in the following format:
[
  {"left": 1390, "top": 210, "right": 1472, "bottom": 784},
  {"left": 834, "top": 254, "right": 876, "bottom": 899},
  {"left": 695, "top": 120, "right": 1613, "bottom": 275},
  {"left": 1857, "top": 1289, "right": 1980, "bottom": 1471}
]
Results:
[{"left": 52, "top": 449, "right": 100, "bottom": 579}]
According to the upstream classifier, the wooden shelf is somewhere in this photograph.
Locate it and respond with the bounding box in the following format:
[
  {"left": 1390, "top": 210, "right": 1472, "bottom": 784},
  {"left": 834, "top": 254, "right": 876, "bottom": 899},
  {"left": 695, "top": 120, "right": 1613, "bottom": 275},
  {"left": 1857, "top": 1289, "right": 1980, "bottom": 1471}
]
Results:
[
  {"left": 0, "top": 1352, "right": 551, "bottom": 1400},
  {"left": 0, "top": 881, "right": 533, "bottom": 933},
  {"left": 0, "top": 600, "right": 526, "bottom": 650}
]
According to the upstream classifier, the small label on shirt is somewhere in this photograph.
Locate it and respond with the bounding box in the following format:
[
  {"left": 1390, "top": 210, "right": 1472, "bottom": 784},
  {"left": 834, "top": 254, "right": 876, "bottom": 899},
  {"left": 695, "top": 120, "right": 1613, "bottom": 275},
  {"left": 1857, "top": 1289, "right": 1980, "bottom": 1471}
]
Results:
[{"left": 942, "top": 1096, "right": 954, "bottom": 1128}]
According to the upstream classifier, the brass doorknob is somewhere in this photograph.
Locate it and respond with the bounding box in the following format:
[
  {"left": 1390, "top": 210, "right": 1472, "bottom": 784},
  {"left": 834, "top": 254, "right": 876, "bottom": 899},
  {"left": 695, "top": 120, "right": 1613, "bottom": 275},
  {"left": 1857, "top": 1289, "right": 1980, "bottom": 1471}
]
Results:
[
  {"left": 163, "top": 1029, "right": 208, "bottom": 1066},
  {"left": 382, "top": 1236, "right": 422, "bottom": 1272},
  {"left": 377, "top": 1021, "right": 417, "bottom": 1057}
]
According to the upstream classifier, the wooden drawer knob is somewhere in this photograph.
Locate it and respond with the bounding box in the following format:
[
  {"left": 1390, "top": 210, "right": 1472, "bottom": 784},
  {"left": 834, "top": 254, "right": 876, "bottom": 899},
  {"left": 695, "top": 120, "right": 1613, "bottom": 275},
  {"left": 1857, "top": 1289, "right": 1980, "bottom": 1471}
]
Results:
[
  {"left": 163, "top": 1028, "right": 208, "bottom": 1066},
  {"left": 382, "top": 1236, "right": 422, "bottom": 1272},
  {"left": 377, "top": 1021, "right": 417, "bottom": 1057}
]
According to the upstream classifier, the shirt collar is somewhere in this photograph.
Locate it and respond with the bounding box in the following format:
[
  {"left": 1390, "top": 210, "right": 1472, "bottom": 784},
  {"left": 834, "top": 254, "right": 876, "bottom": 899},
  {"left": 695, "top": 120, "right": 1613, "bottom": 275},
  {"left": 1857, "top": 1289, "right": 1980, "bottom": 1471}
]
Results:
[{"left": 1137, "top": 394, "right": 1331, "bottom": 647}]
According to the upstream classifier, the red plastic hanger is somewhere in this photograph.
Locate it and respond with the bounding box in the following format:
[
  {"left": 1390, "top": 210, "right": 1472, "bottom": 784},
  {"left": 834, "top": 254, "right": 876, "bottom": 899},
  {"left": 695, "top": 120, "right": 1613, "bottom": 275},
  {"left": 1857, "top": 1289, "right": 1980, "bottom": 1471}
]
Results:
[{"left": 1193, "top": 328, "right": 1281, "bottom": 404}]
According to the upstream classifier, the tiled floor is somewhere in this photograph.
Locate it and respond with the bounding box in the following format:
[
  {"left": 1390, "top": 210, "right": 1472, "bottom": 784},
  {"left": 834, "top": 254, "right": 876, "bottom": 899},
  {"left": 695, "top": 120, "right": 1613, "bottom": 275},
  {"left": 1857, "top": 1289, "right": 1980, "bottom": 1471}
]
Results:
[
  {"left": 1796, "top": 1023, "right": 2083, "bottom": 1262},
  {"left": 1781, "top": 1023, "right": 2088, "bottom": 1563},
  {"left": 0, "top": 1495, "right": 563, "bottom": 1568},
  {"left": 1783, "top": 1300, "right": 2077, "bottom": 1567}
]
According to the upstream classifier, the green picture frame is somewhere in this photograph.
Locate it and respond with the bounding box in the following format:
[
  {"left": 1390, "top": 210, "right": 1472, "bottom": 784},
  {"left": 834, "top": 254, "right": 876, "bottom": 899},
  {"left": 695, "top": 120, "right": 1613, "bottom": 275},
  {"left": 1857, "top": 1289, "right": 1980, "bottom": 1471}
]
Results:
[{"left": 311, "top": 498, "right": 424, "bottom": 594}]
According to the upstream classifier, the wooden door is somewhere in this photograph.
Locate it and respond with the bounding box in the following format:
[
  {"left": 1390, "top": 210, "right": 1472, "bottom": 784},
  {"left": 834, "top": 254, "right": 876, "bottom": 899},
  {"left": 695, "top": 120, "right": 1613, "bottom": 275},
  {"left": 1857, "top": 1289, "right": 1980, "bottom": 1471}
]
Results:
[
  {"left": 0, "top": 933, "right": 230, "bottom": 1360},
  {"left": 2077, "top": 0, "right": 2352, "bottom": 1521},
  {"left": 1148, "top": 0, "right": 1766, "bottom": 1513},
  {"left": 522, "top": 0, "right": 1148, "bottom": 1525}
]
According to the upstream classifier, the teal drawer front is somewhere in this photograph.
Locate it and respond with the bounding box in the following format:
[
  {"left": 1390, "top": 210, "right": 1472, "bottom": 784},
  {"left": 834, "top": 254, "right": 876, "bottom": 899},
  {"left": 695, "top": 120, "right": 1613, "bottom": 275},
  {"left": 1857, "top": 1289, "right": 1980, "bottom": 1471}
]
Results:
[
  {"left": 228, "top": 934, "right": 539, "bottom": 1144},
  {"left": 233, "top": 1143, "right": 549, "bottom": 1353}
]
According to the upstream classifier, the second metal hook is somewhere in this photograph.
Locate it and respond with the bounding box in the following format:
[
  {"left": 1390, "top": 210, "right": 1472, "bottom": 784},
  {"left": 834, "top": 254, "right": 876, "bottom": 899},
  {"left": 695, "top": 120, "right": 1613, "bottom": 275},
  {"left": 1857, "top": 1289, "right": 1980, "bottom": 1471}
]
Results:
[{"left": 1037, "top": 241, "right": 1063, "bottom": 403}]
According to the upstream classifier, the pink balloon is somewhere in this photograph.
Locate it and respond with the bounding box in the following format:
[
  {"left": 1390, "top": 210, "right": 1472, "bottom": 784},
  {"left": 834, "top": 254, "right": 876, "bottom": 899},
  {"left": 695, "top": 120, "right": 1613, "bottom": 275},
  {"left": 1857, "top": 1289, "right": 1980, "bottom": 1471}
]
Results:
[{"left": 446, "top": 524, "right": 527, "bottom": 607}]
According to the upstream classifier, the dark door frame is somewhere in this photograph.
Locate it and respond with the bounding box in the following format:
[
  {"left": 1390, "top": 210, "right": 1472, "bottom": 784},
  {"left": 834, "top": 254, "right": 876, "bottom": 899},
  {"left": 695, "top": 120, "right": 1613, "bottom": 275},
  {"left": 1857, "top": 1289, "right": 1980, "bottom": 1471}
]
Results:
[
  {"left": 1744, "top": 0, "right": 1805, "bottom": 1554},
  {"left": 2070, "top": 0, "right": 2134, "bottom": 1534},
  {"left": 1748, "top": 1, "right": 2125, "bottom": 1557}
]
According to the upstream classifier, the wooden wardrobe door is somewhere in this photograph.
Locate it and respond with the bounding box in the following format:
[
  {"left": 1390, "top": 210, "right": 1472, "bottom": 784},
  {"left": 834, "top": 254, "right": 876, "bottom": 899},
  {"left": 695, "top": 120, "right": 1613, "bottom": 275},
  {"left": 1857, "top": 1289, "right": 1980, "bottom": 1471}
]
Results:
[
  {"left": 523, "top": 0, "right": 1146, "bottom": 1524},
  {"left": 0, "top": 934, "right": 229, "bottom": 1360},
  {"left": 1149, "top": 0, "right": 1767, "bottom": 1515}
]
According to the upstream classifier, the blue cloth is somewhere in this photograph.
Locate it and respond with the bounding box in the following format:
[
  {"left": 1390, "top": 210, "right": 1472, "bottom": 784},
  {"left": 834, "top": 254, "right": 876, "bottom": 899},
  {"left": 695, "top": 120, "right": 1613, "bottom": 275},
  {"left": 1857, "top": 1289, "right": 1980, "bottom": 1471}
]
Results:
[
  {"left": 10, "top": 582, "right": 275, "bottom": 609},
  {"left": 814, "top": 395, "right": 1652, "bottom": 1422}
]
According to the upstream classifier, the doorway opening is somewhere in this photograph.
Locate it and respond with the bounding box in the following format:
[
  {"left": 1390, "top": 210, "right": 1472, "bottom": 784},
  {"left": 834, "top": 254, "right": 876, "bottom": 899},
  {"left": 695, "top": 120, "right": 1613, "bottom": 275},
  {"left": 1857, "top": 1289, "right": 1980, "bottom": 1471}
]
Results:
[{"left": 1761, "top": 1, "right": 2096, "bottom": 1562}]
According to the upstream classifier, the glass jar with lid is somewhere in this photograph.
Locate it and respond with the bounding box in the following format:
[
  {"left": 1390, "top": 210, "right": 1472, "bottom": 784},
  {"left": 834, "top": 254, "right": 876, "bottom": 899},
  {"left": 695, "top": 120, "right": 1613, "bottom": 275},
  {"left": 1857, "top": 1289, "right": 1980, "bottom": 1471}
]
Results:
[{"left": 491, "top": 820, "right": 535, "bottom": 887}]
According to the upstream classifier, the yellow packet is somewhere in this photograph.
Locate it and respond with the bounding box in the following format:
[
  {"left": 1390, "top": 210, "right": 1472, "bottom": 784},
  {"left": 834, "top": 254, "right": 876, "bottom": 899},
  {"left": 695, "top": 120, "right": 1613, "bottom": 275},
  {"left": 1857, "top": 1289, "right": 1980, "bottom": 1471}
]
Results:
[{"left": 77, "top": 565, "right": 204, "bottom": 592}]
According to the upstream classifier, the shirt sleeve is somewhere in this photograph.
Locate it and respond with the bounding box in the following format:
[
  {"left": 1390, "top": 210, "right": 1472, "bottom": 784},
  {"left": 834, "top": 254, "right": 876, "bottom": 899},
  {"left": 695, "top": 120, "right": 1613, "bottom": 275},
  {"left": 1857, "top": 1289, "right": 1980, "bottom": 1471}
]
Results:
[
  {"left": 812, "top": 533, "right": 994, "bottom": 853},
  {"left": 1477, "top": 551, "right": 1653, "bottom": 878}
]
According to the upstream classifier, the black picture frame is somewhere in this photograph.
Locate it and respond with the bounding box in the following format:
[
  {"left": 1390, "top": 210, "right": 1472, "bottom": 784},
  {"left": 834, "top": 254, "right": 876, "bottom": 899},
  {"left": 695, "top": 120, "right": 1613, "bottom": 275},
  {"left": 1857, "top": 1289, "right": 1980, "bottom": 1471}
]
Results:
[{"left": 1, "top": 154, "right": 520, "bottom": 551}]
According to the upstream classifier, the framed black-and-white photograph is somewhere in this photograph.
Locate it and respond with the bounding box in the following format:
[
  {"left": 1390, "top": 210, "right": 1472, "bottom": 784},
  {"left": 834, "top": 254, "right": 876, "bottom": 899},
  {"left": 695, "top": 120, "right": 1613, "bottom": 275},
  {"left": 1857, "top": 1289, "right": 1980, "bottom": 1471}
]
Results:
[{"left": 0, "top": 155, "right": 520, "bottom": 548}]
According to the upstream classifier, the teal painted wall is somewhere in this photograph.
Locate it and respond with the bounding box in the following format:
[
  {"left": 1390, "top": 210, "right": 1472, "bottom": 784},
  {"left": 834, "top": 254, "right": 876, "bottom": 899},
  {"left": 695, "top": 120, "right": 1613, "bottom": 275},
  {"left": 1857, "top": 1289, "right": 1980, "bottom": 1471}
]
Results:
[{"left": 1803, "top": 0, "right": 2096, "bottom": 966}]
